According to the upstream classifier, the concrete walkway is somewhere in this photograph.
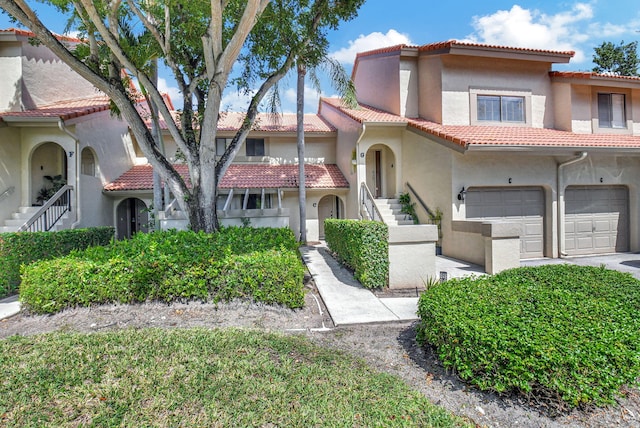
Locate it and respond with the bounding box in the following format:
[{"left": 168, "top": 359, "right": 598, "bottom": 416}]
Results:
[{"left": 0, "top": 295, "right": 20, "bottom": 320}]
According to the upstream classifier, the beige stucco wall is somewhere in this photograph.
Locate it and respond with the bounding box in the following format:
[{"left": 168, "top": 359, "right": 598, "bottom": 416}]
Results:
[
  {"left": 21, "top": 42, "right": 97, "bottom": 109},
  {"left": 399, "top": 58, "right": 419, "bottom": 118},
  {"left": 318, "top": 102, "right": 362, "bottom": 220},
  {"left": 0, "top": 126, "right": 22, "bottom": 223},
  {"left": 398, "top": 124, "right": 640, "bottom": 261},
  {"left": 353, "top": 54, "right": 401, "bottom": 115},
  {"left": 437, "top": 56, "right": 554, "bottom": 127},
  {"left": 418, "top": 56, "right": 443, "bottom": 123},
  {"left": 0, "top": 42, "right": 22, "bottom": 112},
  {"left": 267, "top": 136, "right": 336, "bottom": 164}
]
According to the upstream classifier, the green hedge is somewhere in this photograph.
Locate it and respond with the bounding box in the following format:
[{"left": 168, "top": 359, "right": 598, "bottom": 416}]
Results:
[
  {"left": 324, "top": 219, "right": 388, "bottom": 289},
  {"left": 416, "top": 264, "right": 640, "bottom": 409},
  {"left": 20, "top": 228, "right": 305, "bottom": 314},
  {"left": 0, "top": 227, "right": 114, "bottom": 298}
]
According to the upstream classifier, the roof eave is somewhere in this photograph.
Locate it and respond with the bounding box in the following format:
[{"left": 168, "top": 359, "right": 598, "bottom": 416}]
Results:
[{"left": 465, "top": 144, "right": 640, "bottom": 154}]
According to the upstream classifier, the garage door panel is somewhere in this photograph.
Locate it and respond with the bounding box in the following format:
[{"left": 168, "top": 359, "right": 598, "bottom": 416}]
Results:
[
  {"left": 467, "top": 187, "right": 544, "bottom": 259},
  {"left": 565, "top": 186, "right": 628, "bottom": 256}
]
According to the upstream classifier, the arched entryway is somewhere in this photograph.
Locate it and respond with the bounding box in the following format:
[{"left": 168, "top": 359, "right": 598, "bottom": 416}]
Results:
[
  {"left": 365, "top": 144, "right": 396, "bottom": 198},
  {"left": 318, "top": 194, "right": 344, "bottom": 239},
  {"left": 30, "top": 142, "right": 67, "bottom": 205},
  {"left": 116, "top": 198, "right": 149, "bottom": 239}
]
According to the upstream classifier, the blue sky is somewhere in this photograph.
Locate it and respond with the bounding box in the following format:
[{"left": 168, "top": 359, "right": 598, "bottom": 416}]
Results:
[{"left": 2, "top": 1, "right": 640, "bottom": 113}]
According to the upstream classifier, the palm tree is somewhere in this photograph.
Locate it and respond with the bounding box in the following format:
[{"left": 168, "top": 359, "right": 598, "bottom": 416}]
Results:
[{"left": 295, "top": 56, "right": 356, "bottom": 243}]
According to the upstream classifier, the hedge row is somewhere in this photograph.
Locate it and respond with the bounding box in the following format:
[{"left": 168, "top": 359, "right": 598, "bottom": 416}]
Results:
[
  {"left": 0, "top": 227, "right": 114, "bottom": 298},
  {"left": 417, "top": 264, "right": 640, "bottom": 409},
  {"left": 20, "top": 228, "right": 305, "bottom": 314},
  {"left": 324, "top": 219, "right": 388, "bottom": 289}
]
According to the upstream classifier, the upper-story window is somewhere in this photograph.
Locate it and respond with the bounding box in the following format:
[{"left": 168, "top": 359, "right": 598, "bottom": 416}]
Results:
[
  {"left": 245, "top": 138, "right": 265, "bottom": 156},
  {"left": 598, "top": 93, "right": 626, "bottom": 129},
  {"left": 215, "top": 138, "right": 231, "bottom": 156},
  {"left": 477, "top": 95, "right": 525, "bottom": 123}
]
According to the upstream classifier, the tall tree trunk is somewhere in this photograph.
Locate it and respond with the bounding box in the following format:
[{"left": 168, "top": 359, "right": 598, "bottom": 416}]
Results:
[{"left": 297, "top": 63, "right": 307, "bottom": 243}]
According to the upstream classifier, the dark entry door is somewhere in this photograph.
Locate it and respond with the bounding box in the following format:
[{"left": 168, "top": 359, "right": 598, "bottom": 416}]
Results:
[{"left": 116, "top": 198, "right": 149, "bottom": 239}]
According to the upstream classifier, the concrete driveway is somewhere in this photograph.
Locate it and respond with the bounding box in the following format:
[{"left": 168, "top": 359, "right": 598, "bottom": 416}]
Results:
[{"left": 521, "top": 253, "right": 640, "bottom": 280}]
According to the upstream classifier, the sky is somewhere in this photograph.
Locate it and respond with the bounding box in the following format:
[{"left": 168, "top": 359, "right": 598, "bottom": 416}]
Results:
[{"left": 1, "top": 1, "right": 640, "bottom": 113}]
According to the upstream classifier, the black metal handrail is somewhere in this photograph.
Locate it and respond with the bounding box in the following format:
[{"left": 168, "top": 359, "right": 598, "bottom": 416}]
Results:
[
  {"left": 18, "top": 185, "right": 73, "bottom": 232},
  {"left": 360, "top": 182, "right": 383, "bottom": 222},
  {"left": 406, "top": 182, "right": 435, "bottom": 218}
]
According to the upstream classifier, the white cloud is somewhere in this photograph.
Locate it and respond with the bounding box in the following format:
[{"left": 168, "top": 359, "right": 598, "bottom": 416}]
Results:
[
  {"left": 220, "top": 89, "right": 255, "bottom": 112},
  {"left": 330, "top": 29, "right": 412, "bottom": 64},
  {"left": 157, "top": 77, "right": 183, "bottom": 110},
  {"left": 464, "top": 4, "right": 595, "bottom": 62}
]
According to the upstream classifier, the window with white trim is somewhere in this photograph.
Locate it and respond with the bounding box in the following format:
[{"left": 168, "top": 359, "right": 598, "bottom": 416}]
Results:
[
  {"left": 477, "top": 95, "right": 525, "bottom": 123},
  {"left": 597, "top": 93, "right": 626, "bottom": 128}
]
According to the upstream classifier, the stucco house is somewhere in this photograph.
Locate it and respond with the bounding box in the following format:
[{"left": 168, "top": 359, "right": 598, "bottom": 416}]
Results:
[
  {"left": 321, "top": 40, "right": 640, "bottom": 267},
  {"left": 0, "top": 28, "right": 348, "bottom": 242},
  {"left": 4, "top": 27, "right": 640, "bottom": 270}
]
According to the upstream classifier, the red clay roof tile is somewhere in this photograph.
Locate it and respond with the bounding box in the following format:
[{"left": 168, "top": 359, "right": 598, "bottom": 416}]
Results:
[
  {"left": 321, "top": 98, "right": 640, "bottom": 150},
  {"left": 0, "top": 96, "right": 112, "bottom": 121},
  {"left": 104, "top": 163, "right": 349, "bottom": 192}
]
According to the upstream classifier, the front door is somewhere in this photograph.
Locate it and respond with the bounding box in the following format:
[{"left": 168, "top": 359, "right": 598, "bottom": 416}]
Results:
[
  {"left": 318, "top": 195, "right": 340, "bottom": 239},
  {"left": 116, "top": 198, "right": 149, "bottom": 239}
]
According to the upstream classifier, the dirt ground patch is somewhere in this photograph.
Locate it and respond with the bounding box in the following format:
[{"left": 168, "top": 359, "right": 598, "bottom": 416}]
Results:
[{"left": 2, "top": 283, "right": 639, "bottom": 428}]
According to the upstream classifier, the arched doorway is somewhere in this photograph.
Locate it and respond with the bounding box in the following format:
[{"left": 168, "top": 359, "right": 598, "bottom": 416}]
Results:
[
  {"left": 30, "top": 142, "right": 67, "bottom": 205},
  {"left": 318, "top": 194, "right": 344, "bottom": 239},
  {"left": 116, "top": 198, "right": 149, "bottom": 239},
  {"left": 365, "top": 144, "right": 396, "bottom": 199}
]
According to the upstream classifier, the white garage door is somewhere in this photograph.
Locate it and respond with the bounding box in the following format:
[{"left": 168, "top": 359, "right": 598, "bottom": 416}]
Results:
[
  {"left": 466, "top": 187, "right": 545, "bottom": 259},
  {"left": 564, "top": 186, "right": 629, "bottom": 256}
]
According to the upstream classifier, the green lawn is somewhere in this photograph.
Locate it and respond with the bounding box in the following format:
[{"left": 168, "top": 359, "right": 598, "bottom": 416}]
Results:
[{"left": 0, "top": 328, "right": 470, "bottom": 427}]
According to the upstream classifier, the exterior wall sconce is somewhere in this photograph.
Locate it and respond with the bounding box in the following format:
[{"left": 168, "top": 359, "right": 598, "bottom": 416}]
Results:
[{"left": 457, "top": 187, "right": 466, "bottom": 201}]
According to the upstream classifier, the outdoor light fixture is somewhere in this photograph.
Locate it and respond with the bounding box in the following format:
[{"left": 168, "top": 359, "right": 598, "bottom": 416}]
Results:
[{"left": 457, "top": 187, "right": 466, "bottom": 201}]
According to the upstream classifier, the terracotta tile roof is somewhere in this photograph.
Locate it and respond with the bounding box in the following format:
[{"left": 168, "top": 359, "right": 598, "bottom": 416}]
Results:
[
  {"left": 550, "top": 71, "right": 640, "bottom": 82},
  {"left": 321, "top": 98, "right": 408, "bottom": 124},
  {"left": 418, "top": 40, "right": 575, "bottom": 57},
  {"left": 408, "top": 121, "right": 640, "bottom": 149},
  {"left": 0, "top": 28, "right": 81, "bottom": 43},
  {"left": 321, "top": 98, "right": 640, "bottom": 150},
  {"left": 353, "top": 40, "right": 574, "bottom": 62},
  {"left": 0, "top": 96, "right": 112, "bottom": 121},
  {"left": 104, "top": 163, "right": 349, "bottom": 192},
  {"left": 217, "top": 112, "right": 336, "bottom": 133}
]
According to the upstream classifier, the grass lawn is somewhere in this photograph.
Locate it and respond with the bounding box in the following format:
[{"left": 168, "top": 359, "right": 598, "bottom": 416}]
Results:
[{"left": 0, "top": 328, "right": 470, "bottom": 427}]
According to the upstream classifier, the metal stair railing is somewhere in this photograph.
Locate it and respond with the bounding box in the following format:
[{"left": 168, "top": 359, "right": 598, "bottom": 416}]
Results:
[
  {"left": 18, "top": 185, "right": 74, "bottom": 232},
  {"left": 406, "top": 181, "right": 435, "bottom": 219},
  {"left": 360, "top": 182, "right": 383, "bottom": 222}
]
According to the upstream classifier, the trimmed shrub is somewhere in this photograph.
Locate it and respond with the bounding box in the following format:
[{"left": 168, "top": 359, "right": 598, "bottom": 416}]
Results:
[
  {"left": 324, "top": 219, "right": 388, "bottom": 289},
  {"left": 416, "top": 264, "right": 640, "bottom": 409},
  {"left": 20, "top": 228, "right": 305, "bottom": 314},
  {"left": 0, "top": 227, "right": 114, "bottom": 298}
]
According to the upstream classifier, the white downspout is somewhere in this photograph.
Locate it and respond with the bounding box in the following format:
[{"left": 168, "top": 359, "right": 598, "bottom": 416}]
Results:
[
  {"left": 557, "top": 151, "right": 588, "bottom": 257},
  {"left": 58, "top": 119, "right": 81, "bottom": 228},
  {"left": 356, "top": 123, "right": 366, "bottom": 219}
]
